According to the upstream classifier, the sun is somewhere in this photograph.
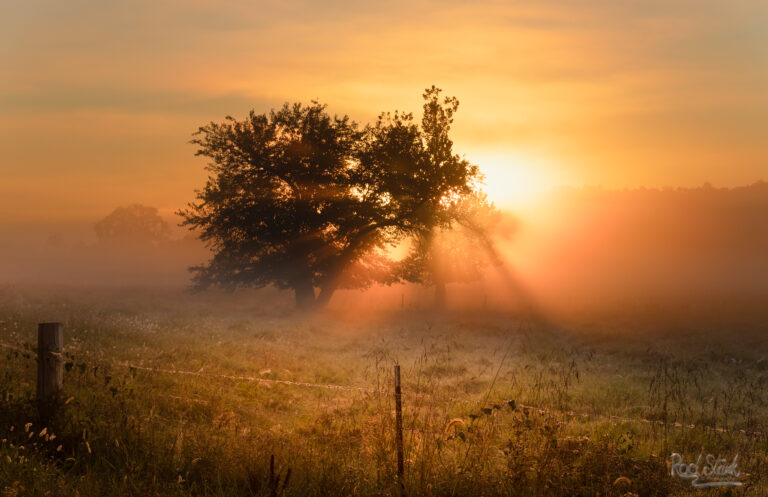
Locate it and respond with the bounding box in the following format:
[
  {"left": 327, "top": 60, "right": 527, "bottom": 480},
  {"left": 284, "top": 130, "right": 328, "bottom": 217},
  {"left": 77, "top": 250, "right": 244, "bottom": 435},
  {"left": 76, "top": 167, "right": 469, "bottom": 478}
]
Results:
[{"left": 470, "top": 152, "right": 551, "bottom": 209}]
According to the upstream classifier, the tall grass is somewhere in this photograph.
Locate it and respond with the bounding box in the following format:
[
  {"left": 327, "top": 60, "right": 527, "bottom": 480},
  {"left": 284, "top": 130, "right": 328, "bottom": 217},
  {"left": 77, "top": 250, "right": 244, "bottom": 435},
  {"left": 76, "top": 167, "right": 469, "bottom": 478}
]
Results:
[{"left": 1, "top": 286, "right": 766, "bottom": 495}]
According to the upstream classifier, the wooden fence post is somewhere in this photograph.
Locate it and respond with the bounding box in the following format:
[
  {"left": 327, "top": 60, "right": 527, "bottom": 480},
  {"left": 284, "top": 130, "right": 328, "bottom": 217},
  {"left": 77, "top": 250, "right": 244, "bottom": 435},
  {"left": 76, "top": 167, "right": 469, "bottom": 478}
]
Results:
[
  {"left": 37, "top": 322, "right": 63, "bottom": 403},
  {"left": 394, "top": 364, "right": 404, "bottom": 496}
]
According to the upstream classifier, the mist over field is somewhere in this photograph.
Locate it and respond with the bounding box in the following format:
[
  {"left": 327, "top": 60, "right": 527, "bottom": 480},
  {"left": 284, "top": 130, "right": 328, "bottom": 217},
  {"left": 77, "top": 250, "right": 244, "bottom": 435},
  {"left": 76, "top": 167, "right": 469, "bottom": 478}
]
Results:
[
  {"left": 5, "top": 0, "right": 768, "bottom": 494},
  {"left": 3, "top": 183, "right": 768, "bottom": 496},
  {"left": 2, "top": 182, "right": 766, "bottom": 325}
]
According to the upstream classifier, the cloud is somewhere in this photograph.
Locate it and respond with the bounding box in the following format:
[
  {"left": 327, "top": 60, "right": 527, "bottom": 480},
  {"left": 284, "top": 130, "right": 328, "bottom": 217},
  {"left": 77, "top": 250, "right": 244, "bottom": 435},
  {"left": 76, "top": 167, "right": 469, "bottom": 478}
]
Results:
[
  {"left": 0, "top": 89, "right": 274, "bottom": 116},
  {"left": 1, "top": 0, "right": 766, "bottom": 222}
]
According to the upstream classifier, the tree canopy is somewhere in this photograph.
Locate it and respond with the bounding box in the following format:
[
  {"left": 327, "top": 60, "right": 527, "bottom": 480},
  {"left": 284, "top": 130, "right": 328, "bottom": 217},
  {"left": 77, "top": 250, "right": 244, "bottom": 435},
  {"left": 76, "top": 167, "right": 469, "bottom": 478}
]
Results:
[
  {"left": 95, "top": 204, "right": 171, "bottom": 246},
  {"left": 180, "top": 86, "right": 482, "bottom": 308},
  {"left": 398, "top": 192, "right": 504, "bottom": 308}
]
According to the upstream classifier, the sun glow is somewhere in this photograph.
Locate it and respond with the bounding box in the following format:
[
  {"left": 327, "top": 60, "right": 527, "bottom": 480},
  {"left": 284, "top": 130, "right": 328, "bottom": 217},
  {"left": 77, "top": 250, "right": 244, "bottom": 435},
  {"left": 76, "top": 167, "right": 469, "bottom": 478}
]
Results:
[{"left": 471, "top": 152, "right": 552, "bottom": 209}]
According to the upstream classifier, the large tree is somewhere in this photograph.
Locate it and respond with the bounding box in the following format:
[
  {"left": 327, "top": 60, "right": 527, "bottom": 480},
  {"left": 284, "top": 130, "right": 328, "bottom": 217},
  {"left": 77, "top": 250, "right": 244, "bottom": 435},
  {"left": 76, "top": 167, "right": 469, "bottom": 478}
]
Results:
[
  {"left": 365, "top": 86, "right": 489, "bottom": 308},
  {"left": 180, "top": 87, "right": 479, "bottom": 309}
]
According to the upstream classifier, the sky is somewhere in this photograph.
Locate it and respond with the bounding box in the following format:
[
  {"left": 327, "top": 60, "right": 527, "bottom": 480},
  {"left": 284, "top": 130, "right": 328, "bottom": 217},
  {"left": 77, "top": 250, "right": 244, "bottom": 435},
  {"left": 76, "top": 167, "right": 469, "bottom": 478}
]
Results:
[{"left": 2, "top": 0, "right": 767, "bottom": 223}]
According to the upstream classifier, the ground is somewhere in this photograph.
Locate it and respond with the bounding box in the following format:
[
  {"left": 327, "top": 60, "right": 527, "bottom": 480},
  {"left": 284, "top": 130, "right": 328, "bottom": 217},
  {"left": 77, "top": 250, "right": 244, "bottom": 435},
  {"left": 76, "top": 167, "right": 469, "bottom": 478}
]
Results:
[{"left": 1, "top": 286, "right": 766, "bottom": 496}]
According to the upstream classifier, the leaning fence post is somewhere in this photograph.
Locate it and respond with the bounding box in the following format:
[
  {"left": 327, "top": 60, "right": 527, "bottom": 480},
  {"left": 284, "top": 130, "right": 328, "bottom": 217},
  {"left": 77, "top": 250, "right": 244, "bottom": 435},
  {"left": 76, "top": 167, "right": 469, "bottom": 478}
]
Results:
[
  {"left": 37, "top": 322, "right": 64, "bottom": 405},
  {"left": 394, "top": 364, "right": 404, "bottom": 495}
]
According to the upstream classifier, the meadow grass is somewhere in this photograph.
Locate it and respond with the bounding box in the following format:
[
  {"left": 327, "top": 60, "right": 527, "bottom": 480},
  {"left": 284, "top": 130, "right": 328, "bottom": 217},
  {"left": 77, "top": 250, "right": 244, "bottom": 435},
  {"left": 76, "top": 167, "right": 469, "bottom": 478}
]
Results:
[{"left": 1, "top": 285, "right": 767, "bottom": 496}]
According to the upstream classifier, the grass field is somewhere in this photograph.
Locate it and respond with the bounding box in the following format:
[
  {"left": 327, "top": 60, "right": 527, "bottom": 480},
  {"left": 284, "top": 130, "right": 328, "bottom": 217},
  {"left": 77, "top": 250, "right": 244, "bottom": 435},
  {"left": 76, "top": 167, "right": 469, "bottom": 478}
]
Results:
[{"left": 1, "top": 286, "right": 767, "bottom": 496}]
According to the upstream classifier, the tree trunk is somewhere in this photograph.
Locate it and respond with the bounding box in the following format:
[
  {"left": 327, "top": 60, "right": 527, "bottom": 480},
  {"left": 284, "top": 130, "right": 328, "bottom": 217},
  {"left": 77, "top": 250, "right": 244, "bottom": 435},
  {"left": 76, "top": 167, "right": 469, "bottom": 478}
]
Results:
[
  {"left": 293, "top": 279, "right": 316, "bottom": 309},
  {"left": 314, "top": 282, "right": 338, "bottom": 309},
  {"left": 434, "top": 281, "right": 447, "bottom": 310}
]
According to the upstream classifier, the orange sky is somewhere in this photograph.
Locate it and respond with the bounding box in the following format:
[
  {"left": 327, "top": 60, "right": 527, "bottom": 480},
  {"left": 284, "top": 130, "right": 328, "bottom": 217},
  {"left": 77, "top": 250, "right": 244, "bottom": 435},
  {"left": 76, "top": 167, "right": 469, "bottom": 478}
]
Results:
[{"left": 2, "top": 0, "right": 767, "bottom": 222}]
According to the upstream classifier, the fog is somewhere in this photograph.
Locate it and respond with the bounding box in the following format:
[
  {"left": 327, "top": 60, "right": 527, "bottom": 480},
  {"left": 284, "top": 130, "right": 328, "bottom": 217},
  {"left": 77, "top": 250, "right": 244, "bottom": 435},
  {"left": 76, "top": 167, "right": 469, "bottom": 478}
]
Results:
[
  {"left": 498, "top": 181, "right": 768, "bottom": 318},
  {"left": 2, "top": 182, "right": 767, "bottom": 324}
]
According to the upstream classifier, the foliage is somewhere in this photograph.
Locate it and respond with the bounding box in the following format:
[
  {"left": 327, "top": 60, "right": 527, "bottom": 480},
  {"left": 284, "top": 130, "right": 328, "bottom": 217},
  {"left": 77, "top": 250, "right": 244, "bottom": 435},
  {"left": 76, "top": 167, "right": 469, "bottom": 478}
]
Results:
[
  {"left": 398, "top": 192, "right": 504, "bottom": 307},
  {"left": 94, "top": 204, "right": 171, "bottom": 246},
  {"left": 179, "top": 87, "right": 480, "bottom": 308}
]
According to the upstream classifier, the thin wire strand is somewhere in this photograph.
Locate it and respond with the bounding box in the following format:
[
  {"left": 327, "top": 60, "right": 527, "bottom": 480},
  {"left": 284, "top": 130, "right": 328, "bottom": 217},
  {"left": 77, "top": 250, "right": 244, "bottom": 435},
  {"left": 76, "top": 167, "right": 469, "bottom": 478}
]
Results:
[{"left": 2, "top": 341, "right": 763, "bottom": 437}]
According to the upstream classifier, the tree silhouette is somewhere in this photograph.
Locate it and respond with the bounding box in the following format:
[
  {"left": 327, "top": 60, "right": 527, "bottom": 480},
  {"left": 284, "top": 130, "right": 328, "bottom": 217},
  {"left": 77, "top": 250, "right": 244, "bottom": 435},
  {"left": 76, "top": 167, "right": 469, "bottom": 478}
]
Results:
[
  {"left": 398, "top": 192, "right": 504, "bottom": 308},
  {"left": 179, "top": 87, "right": 480, "bottom": 309},
  {"left": 94, "top": 204, "right": 171, "bottom": 246}
]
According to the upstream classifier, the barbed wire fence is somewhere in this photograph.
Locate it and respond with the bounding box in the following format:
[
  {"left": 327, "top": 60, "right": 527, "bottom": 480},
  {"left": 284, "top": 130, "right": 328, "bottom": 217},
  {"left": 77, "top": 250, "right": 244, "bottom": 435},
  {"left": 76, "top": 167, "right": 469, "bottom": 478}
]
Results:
[
  {"left": 5, "top": 327, "right": 768, "bottom": 497},
  {"left": 2, "top": 339, "right": 763, "bottom": 439}
]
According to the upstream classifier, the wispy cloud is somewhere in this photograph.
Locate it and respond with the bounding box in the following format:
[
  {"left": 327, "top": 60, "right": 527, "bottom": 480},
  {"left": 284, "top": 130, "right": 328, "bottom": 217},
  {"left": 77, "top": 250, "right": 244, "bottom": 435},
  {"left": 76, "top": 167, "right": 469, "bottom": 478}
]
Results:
[{"left": 1, "top": 0, "right": 766, "bottom": 221}]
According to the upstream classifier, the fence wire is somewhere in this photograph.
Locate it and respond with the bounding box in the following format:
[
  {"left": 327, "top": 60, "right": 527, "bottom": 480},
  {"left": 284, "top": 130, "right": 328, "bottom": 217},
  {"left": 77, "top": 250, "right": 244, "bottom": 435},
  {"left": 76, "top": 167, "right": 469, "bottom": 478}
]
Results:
[
  {"left": 0, "top": 342, "right": 31, "bottom": 354},
  {"left": 122, "top": 363, "right": 382, "bottom": 394},
  {"left": 2, "top": 340, "right": 764, "bottom": 438}
]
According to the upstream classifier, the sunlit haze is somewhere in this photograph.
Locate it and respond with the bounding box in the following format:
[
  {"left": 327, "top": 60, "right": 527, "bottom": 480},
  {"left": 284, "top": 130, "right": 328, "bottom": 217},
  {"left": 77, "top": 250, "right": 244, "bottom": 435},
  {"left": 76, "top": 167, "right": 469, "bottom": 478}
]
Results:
[
  {"left": 3, "top": 3, "right": 768, "bottom": 494},
  {"left": 467, "top": 151, "right": 556, "bottom": 209},
  {"left": 2, "top": 0, "right": 767, "bottom": 222}
]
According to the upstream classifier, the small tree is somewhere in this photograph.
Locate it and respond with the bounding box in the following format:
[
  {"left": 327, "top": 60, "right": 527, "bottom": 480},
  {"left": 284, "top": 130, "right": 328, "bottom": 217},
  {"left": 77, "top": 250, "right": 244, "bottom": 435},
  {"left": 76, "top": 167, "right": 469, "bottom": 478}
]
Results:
[
  {"left": 180, "top": 88, "right": 480, "bottom": 309},
  {"left": 94, "top": 204, "right": 170, "bottom": 246},
  {"left": 399, "top": 192, "right": 504, "bottom": 308}
]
